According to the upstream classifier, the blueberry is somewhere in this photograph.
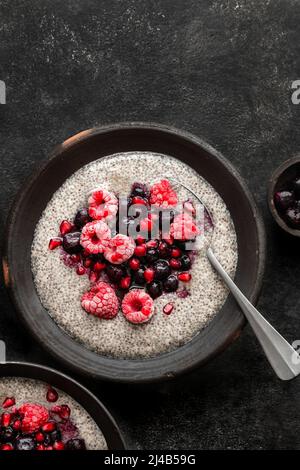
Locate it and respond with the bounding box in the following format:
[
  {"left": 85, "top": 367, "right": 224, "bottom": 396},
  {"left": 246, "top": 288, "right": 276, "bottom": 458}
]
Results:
[
  {"left": 131, "top": 182, "right": 149, "bottom": 199},
  {"left": 63, "top": 232, "right": 82, "bottom": 254},
  {"left": 164, "top": 274, "right": 179, "bottom": 292},
  {"left": 0, "top": 426, "right": 16, "bottom": 442},
  {"left": 172, "top": 239, "right": 187, "bottom": 251},
  {"left": 154, "top": 260, "right": 171, "bottom": 280},
  {"left": 134, "top": 267, "right": 146, "bottom": 285},
  {"left": 50, "top": 429, "right": 62, "bottom": 443},
  {"left": 285, "top": 208, "right": 300, "bottom": 228},
  {"left": 274, "top": 191, "right": 295, "bottom": 213},
  {"left": 106, "top": 265, "right": 125, "bottom": 283},
  {"left": 43, "top": 434, "right": 52, "bottom": 446},
  {"left": 65, "top": 438, "right": 86, "bottom": 450},
  {"left": 15, "top": 436, "right": 35, "bottom": 450},
  {"left": 293, "top": 178, "right": 300, "bottom": 198},
  {"left": 146, "top": 248, "right": 159, "bottom": 264},
  {"left": 180, "top": 254, "right": 191, "bottom": 270},
  {"left": 146, "top": 281, "right": 163, "bottom": 299},
  {"left": 158, "top": 241, "right": 171, "bottom": 259},
  {"left": 74, "top": 208, "right": 91, "bottom": 228}
]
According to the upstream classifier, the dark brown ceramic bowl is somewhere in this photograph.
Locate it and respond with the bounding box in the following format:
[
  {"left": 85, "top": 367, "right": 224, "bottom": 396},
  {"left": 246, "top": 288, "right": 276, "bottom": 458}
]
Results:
[
  {"left": 3, "top": 123, "right": 266, "bottom": 383},
  {"left": 268, "top": 156, "right": 300, "bottom": 237},
  {"left": 0, "top": 361, "right": 126, "bottom": 449}
]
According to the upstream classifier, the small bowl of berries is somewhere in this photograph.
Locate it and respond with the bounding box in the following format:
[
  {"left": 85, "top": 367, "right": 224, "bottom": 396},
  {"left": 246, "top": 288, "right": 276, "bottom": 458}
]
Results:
[{"left": 268, "top": 156, "right": 300, "bottom": 236}]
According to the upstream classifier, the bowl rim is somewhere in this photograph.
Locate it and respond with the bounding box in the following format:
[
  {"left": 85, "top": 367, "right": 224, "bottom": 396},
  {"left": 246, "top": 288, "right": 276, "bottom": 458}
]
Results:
[
  {"left": 3, "top": 122, "right": 266, "bottom": 383},
  {"left": 0, "top": 361, "right": 126, "bottom": 449},
  {"left": 268, "top": 155, "right": 300, "bottom": 237}
]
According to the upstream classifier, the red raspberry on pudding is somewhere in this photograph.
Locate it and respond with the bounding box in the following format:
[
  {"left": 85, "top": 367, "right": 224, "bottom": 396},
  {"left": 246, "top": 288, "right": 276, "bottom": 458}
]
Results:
[
  {"left": 88, "top": 189, "right": 118, "bottom": 221},
  {"left": 170, "top": 213, "right": 200, "bottom": 241},
  {"left": 80, "top": 220, "right": 111, "bottom": 254},
  {"left": 122, "top": 289, "right": 154, "bottom": 324},
  {"left": 104, "top": 234, "right": 135, "bottom": 264},
  {"left": 18, "top": 403, "right": 49, "bottom": 434},
  {"left": 81, "top": 281, "right": 119, "bottom": 319},
  {"left": 149, "top": 179, "right": 178, "bottom": 208}
]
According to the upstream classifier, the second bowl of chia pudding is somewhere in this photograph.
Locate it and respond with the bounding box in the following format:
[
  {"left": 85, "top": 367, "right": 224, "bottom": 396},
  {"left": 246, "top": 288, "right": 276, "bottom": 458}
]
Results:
[
  {"left": 0, "top": 362, "right": 125, "bottom": 450},
  {"left": 5, "top": 124, "right": 265, "bottom": 382}
]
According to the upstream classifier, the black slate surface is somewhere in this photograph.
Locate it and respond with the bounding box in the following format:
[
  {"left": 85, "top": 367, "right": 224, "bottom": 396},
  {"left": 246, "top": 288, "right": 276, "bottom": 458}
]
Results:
[{"left": 1, "top": 0, "right": 300, "bottom": 450}]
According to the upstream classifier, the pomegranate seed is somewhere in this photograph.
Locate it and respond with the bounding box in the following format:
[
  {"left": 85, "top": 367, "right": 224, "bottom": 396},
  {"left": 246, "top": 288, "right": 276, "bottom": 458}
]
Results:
[
  {"left": 144, "top": 268, "right": 155, "bottom": 283},
  {"left": 1, "top": 413, "right": 11, "bottom": 427},
  {"left": 89, "top": 271, "right": 99, "bottom": 283},
  {"left": 171, "top": 247, "right": 181, "bottom": 258},
  {"left": 59, "top": 220, "right": 74, "bottom": 236},
  {"left": 136, "top": 235, "right": 146, "bottom": 245},
  {"left": 46, "top": 387, "right": 59, "bottom": 403},
  {"left": 35, "top": 432, "right": 45, "bottom": 442},
  {"left": 59, "top": 405, "right": 71, "bottom": 420},
  {"left": 163, "top": 303, "right": 174, "bottom": 315},
  {"left": 1, "top": 444, "right": 13, "bottom": 450},
  {"left": 53, "top": 441, "right": 65, "bottom": 450},
  {"left": 82, "top": 250, "right": 90, "bottom": 258},
  {"left": 2, "top": 397, "right": 15, "bottom": 409},
  {"left": 71, "top": 254, "right": 81, "bottom": 263},
  {"left": 76, "top": 265, "right": 86, "bottom": 276},
  {"left": 13, "top": 419, "right": 21, "bottom": 430},
  {"left": 93, "top": 262, "right": 106, "bottom": 272},
  {"left": 41, "top": 421, "right": 56, "bottom": 433},
  {"left": 48, "top": 238, "right": 62, "bottom": 250},
  {"left": 51, "top": 405, "right": 70, "bottom": 420},
  {"left": 146, "top": 239, "right": 158, "bottom": 249},
  {"left": 120, "top": 276, "right": 131, "bottom": 290},
  {"left": 178, "top": 272, "right": 192, "bottom": 282},
  {"left": 46, "top": 446, "right": 54, "bottom": 450},
  {"left": 36, "top": 444, "right": 46, "bottom": 451},
  {"left": 132, "top": 196, "right": 148, "bottom": 206},
  {"left": 134, "top": 244, "right": 147, "bottom": 257},
  {"left": 83, "top": 258, "right": 92, "bottom": 268},
  {"left": 129, "top": 258, "right": 140, "bottom": 270},
  {"left": 170, "top": 258, "right": 181, "bottom": 269}
]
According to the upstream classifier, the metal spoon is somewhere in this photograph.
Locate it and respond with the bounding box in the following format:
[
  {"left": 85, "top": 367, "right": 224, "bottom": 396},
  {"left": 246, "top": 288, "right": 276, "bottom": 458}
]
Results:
[{"left": 168, "top": 177, "right": 300, "bottom": 381}]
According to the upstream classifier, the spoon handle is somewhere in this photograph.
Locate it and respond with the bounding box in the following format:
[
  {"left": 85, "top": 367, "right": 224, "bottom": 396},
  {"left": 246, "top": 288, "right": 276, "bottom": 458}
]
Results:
[{"left": 207, "top": 247, "right": 300, "bottom": 380}]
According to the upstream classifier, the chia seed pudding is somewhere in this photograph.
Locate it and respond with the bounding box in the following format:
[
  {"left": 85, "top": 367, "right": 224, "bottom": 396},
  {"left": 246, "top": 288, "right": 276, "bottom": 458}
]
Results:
[
  {"left": 31, "top": 152, "right": 238, "bottom": 359},
  {"left": 0, "top": 377, "right": 107, "bottom": 450}
]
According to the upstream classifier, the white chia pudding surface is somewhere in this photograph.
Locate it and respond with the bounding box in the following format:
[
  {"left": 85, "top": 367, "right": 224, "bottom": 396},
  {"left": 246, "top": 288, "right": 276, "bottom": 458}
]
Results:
[
  {"left": 31, "top": 152, "right": 238, "bottom": 359},
  {"left": 0, "top": 377, "right": 107, "bottom": 450}
]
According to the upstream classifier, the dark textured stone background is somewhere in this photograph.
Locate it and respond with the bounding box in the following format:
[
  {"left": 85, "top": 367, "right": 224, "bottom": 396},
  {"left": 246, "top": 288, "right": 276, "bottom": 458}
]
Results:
[{"left": 1, "top": 0, "right": 300, "bottom": 450}]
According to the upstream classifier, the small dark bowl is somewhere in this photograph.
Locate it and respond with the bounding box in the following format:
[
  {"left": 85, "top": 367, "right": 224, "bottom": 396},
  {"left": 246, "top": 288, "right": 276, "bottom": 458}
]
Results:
[
  {"left": 3, "top": 123, "right": 266, "bottom": 383},
  {"left": 268, "top": 156, "right": 300, "bottom": 237},
  {"left": 0, "top": 361, "right": 126, "bottom": 449}
]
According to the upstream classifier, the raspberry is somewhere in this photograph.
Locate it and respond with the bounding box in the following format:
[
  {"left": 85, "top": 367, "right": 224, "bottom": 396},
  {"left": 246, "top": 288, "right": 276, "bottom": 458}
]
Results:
[
  {"left": 104, "top": 234, "right": 135, "bottom": 264},
  {"left": 150, "top": 179, "right": 178, "bottom": 208},
  {"left": 122, "top": 289, "right": 154, "bottom": 324},
  {"left": 81, "top": 281, "right": 119, "bottom": 319},
  {"left": 18, "top": 403, "right": 49, "bottom": 433},
  {"left": 170, "top": 213, "right": 200, "bottom": 241},
  {"left": 88, "top": 189, "right": 118, "bottom": 221},
  {"left": 80, "top": 220, "right": 111, "bottom": 255}
]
